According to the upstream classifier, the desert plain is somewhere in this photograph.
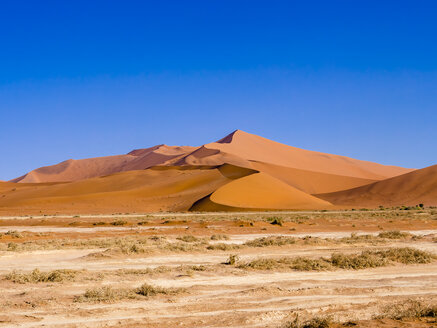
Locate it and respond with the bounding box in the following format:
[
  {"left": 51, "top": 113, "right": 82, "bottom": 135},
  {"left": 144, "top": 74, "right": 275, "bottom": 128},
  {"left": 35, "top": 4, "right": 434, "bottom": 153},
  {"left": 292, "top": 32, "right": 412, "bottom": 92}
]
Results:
[{"left": 1, "top": 130, "right": 436, "bottom": 327}]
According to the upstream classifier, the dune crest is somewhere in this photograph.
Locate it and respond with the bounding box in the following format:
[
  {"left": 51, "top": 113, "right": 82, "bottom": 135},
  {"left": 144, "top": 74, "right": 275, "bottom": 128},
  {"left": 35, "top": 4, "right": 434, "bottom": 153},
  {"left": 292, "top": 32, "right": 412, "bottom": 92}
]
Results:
[{"left": 203, "top": 130, "right": 412, "bottom": 180}]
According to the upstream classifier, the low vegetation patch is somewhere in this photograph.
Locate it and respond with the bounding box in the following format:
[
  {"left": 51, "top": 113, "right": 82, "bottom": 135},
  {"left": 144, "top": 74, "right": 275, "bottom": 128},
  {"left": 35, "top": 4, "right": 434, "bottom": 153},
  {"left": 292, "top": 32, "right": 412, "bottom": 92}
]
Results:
[
  {"left": 111, "top": 220, "right": 128, "bottom": 226},
  {"left": 238, "top": 257, "right": 331, "bottom": 271},
  {"left": 176, "top": 235, "right": 200, "bottom": 243},
  {"left": 210, "top": 234, "right": 229, "bottom": 241},
  {"left": 378, "top": 299, "right": 437, "bottom": 320},
  {"left": 135, "top": 283, "right": 183, "bottom": 296},
  {"left": 206, "top": 243, "right": 240, "bottom": 251},
  {"left": 378, "top": 230, "right": 412, "bottom": 239},
  {"left": 75, "top": 283, "right": 184, "bottom": 302},
  {"left": 74, "top": 286, "right": 136, "bottom": 302},
  {"left": 244, "top": 236, "right": 296, "bottom": 247},
  {"left": 238, "top": 247, "right": 435, "bottom": 271},
  {"left": 1, "top": 230, "right": 23, "bottom": 238},
  {"left": 283, "top": 315, "right": 332, "bottom": 328},
  {"left": 268, "top": 217, "right": 284, "bottom": 226},
  {"left": 5, "top": 268, "right": 77, "bottom": 283},
  {"left": 224, "top": 254, "right": 240, "bottom": 265}
]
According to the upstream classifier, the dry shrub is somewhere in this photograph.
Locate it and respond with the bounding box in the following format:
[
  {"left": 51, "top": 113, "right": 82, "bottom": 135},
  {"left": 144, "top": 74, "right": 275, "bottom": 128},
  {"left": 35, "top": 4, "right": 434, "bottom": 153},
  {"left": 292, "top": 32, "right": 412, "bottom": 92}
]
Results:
[
  {"left": 269, "top": 217, "right": 284, "bottom": 226},
  {"left": 206, "top": 243, "right": 240, "bottom": 251},
  {"left": 329, "top": 251, "right": 387, "bottom": 269},
  {"left": 5, "top": 268, "right": 77, "bottom": 283},
  {"left": 380, "top": 247, "right": 435, "bottom": 264},
  {"left": 2, "top": 230, "right": 23, "bottom": 238},
  {"left": 176, "top": 235, "right": 200, "bottom": 243},
  {"left": 210, "top": 234, "right": 229, "bottom": 240},
  {"left": 283, "top": 315, "right": 332, "bottom": 328},
  {"left": 224, "top": 254, "right": 240, "bottom": 265},
  {"left": 74, "top": 286, "right": 136, "bottom": 302},
  {"left": 239, "top": 247, "right": 435, "bottom": 271},
  {"left": 239, "top": 257, "right": 331, "bottom": 271},
  {"left": 245, "top": 236, "right": 296, "bottom": 247},
  {"left": 135, "top": 283, "right": 183, "bottom": 296},
  {"left": 111, "top": 220, "right": 128, "bottom": 226},
  {"left": 378, "top": 230, "right": 412, "bottom": 239},
  {"left": 378, "top": 299, "right": 437, "bottom": 319}
]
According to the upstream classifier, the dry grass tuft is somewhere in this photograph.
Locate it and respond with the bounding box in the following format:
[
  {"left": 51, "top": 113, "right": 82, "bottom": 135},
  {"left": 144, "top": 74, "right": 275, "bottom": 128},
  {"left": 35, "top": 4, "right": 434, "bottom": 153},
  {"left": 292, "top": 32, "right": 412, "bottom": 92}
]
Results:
[
  {"left": 135, "top": 283, "right": 183, "bottom": 296},
  {"left": 176, "top": 235, "right": 200, "bottom": 243},
  {"left": 239, "top": 247, "right": 435, "bottom": 271},
  {"left": 283, "top": 315, "right": 332, "bottom": 328},
  {"left": 378, "top": 230, "right": 412, "bottom": 239},
  {"left": 378, "top": 299, "right": 437, "bottom": 319},
  {"left": 4, "top": 268, "right": 77, "bottom": 283},
  {"left": 74, "top": 286, "right": 136, "bottom": 302},
  {"left": 210, "top": 234, "right": 229, "bottom": 241},
  {"left": 75, "top": 283, "right": 184, "bottom": 302},
  {"left": 245, "top": 236, "right": 296, "bottom": 247},
  {"left": 329, "top": 251, "right": 387, "bottom": 269}
]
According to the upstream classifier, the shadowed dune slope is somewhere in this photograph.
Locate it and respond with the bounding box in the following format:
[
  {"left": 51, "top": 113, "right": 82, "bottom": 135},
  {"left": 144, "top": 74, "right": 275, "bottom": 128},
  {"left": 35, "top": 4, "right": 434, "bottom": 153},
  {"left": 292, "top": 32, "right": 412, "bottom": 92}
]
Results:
[
  {"left": 193, "top": 172, "right": 332, "bottom": 211},
  {"left": 11, "top": 145, "right": 196, "bottom": 183},
  {"left": 317, "top": 164, "right": 437, "bottom": 207},
  {"left": 200, "top": 130, "right": 412, "bottom": 180},
  {"left": 0, "top": 165, "right": 255, "bottom": 215}
]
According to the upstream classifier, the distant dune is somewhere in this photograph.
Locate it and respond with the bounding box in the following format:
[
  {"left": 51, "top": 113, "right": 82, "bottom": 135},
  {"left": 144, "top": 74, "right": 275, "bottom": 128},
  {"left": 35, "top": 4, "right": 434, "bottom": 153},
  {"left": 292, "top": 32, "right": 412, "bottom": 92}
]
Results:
[
  {"left": 317, "top": 164, "right": 437, "bottom": 207},
  {"left": 11, "top": 145, "right": 196, "bottom": 183},
  {"left": 1, "top": 129, "right": 432, "bottom": 214}
]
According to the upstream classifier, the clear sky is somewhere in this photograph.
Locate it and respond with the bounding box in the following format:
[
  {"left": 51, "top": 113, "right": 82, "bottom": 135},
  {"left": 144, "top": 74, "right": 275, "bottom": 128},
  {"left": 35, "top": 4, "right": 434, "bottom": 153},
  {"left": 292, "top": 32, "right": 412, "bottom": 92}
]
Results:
[{"left": 1, "top": 0, "right": 436, "bottom": 180}]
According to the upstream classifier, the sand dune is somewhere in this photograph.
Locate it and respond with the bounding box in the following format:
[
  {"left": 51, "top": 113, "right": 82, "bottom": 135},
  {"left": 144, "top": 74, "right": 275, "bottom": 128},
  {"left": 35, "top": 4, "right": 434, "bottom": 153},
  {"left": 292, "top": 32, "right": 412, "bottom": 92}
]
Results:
[
  {"left": 202, "top": 130, "right": 412, "bottom": 180},
  {"left": 193, "top": 172, "right": 332, "bottom": 211},
  {"left": 11, "top": 145, "right": 196, "bottom": 183},
  {"left": 317, "top": 164, "right": 437, "bottom": 207},
  {"left": 11, "top": 130, "right": 411, "bottom": 184},
  {"left": 250, "top": 161, "right": 377, "bottom": 194},
  {"left": 0, "top": 165, "right": 255, "bottom": 215},
  {"left": 3, "top": 129, "right": 430, "bottom": 213}
]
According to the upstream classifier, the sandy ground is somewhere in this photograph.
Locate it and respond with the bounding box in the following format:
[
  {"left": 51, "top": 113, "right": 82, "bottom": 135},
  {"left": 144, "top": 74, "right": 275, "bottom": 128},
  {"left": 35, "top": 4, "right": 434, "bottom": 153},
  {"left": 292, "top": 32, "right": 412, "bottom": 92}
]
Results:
[{"left": 0, "top": 210, "right": 436, "bottom": 327}]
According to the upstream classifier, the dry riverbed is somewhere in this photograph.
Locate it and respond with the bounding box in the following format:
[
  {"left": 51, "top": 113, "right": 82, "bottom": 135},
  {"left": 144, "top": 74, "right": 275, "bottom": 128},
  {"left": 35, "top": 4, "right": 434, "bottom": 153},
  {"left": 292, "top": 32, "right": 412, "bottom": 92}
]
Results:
[{"left": 0, "top": 209, "right": 436, "bottom": 327}]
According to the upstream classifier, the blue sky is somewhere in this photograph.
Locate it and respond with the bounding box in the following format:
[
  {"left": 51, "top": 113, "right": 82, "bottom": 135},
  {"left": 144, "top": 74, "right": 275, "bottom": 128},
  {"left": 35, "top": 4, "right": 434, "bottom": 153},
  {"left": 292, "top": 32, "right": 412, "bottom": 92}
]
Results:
[{"left": 1, "top": 0, "right": 436, "bottom": 180}]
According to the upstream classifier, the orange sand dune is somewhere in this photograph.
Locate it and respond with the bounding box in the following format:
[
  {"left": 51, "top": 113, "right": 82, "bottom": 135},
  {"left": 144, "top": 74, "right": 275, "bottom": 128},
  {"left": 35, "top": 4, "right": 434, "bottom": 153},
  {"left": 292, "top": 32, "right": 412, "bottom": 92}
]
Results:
[
  {"left": 0, "top": 165, "right": 255, "bottom": 215},
  {"left": 11, "top": 130, "right": 411, "bottom": 184},
  {"left": 4, "top": 129, "right": 424, "bottom": 214},
  {"left": 250, "top": 161, "right": 377, "bottom": 194},
  {"left": 317, "top": 164, "right": 437, "bottom": 207},
  {"left": 11, "top": 145, "right": 196, "bottom": 183},
  {"left": 192, "top": 172, "right": 332, "bottom": 211},
  {"left": 200, "top": 130, "right": 412, "bottom": 180}
]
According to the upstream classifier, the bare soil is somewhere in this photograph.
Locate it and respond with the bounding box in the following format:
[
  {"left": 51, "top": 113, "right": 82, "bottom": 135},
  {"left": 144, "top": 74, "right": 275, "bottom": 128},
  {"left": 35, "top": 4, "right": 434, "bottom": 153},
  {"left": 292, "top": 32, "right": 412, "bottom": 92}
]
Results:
[{"left": 0, "top": 209, "right": 436, "bottom": 327}]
